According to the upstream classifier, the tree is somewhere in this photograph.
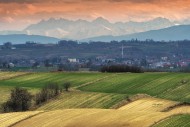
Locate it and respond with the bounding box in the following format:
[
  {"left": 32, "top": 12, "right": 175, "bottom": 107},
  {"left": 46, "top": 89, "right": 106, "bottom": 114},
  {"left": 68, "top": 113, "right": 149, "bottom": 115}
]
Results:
[
  {"left": 63, "top": 82, "right": 71, "bottom": 92},
  {"left": 35, "top": 83, "right": 62, "bottom": 105},
  {"left": 100, "top": 65, "right": 143, "bottom": 73},
  {"left": 2, "top": 87, "right": 33, "bottom": 112},
  {"left": 3, "top": 42, "right": 12, "bottom": 49},
  {"left": 44, "top": 59, "right": 52, "bottom": 69},
  {"left": 32, "top": 62, "right": 40, "bottom": 68}
]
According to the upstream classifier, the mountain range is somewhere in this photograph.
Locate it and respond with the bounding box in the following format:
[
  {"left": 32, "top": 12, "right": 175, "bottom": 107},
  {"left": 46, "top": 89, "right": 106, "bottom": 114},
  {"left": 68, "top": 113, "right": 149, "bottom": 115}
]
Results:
[
  {"left": 23, "top": 17, "right": 175, "bottom": 40},
  {"left": 0, "top": 17, "right": 175, "bottom": 40},
  {"left": 0, "top": 17, "right": 190, "bottom": 43}
]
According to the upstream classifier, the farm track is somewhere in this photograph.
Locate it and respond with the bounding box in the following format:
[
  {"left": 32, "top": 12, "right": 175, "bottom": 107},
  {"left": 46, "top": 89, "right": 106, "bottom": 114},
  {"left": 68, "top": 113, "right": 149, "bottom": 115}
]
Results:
[
  {"left": 0, "top": 72, "right": 31, "bottom": 81},
  {"left": 74, "top": 73, "right": 119, "bottom": 89}
]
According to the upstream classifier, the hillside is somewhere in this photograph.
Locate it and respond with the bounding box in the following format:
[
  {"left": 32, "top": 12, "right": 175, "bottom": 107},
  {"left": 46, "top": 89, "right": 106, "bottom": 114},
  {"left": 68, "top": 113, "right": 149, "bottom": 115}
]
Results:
[
  {"left": 0, "top": 72, "right": 115, "bottom": 107},
  {"left": 79, "top": 73, "right": 190, "bottom": 103},
  {"left": 0, "top": 72, "right": 112, "bottom": 88},
  {"left": 0, "top": 34, "right": 60, "bottom": 44},
  {"left": 1, "top": 98, "right": 190, "bottom": 127},
  {"left": 36, "top": 91, "right": 127, "bottom": 110},
  {"left": 84, "top": 25, "right": 190, "bottom": 42}
]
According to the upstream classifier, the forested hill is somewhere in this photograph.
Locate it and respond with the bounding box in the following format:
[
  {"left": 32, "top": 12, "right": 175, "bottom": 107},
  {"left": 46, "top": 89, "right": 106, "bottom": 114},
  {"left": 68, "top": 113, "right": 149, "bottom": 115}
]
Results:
[{"left": 0, "top": 40, "right": 190, "bottom": 60}]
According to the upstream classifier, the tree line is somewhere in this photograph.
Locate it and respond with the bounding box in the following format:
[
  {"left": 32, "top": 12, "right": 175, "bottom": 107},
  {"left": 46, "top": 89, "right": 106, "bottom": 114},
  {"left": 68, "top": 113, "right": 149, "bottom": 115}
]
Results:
[
  {"left": 1, "top": 82, "right": 71, "bottom": 113},
  {"left": 101, "top": 65, "right": 143, "bottom": 73}
]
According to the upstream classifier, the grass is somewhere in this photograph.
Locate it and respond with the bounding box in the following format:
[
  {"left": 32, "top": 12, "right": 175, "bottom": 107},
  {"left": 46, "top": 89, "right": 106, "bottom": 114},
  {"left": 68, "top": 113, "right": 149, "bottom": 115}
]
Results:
[
  {"left": 79, "top": 72, "right": 190, "bottom": 103},
  {"left": 37, "top": 91, "right": 127, "bottom": 110},
  {"left": 153, "top": 114, "right": 190, "bottom": 127},
  {"left": 0, "top": 72, "right": 112, "bottom": 88}
]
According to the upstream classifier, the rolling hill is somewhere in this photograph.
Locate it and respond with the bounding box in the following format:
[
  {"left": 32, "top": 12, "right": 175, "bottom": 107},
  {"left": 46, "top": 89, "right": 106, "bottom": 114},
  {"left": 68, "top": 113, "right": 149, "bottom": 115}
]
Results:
[
  {"left": 83, "top": 25, "right": 190, "bottom": 42},
  {"left": 1, "top": 98, "right": 190, "bottom": 127},
  {"left": 79, "top": 72, "right": 190, "bottom": 103},
  {"left": 0, "top": 34, "right": 60, "bottom": 44},
  {"left": 1, "top": 72, "right": 190, "bottom": 127}
]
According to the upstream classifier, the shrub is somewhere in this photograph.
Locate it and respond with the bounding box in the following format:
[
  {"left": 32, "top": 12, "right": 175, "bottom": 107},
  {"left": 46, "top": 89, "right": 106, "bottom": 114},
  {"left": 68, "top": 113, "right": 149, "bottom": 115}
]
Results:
[
  {"left": 63, "top": 82, "right": 71, "bottom": 92},
  {"left": 35, "top": 83, "right": 62, "bottom": 105},
  {"left": 2, "top": 87, "right": 33, "bottom": 112}
]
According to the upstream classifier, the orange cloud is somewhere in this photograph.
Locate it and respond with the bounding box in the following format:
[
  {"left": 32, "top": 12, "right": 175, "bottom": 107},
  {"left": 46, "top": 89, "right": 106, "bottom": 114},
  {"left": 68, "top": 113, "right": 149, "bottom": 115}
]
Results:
[{"left": 1, "top": 0, "right": 190, "bottom": 30}]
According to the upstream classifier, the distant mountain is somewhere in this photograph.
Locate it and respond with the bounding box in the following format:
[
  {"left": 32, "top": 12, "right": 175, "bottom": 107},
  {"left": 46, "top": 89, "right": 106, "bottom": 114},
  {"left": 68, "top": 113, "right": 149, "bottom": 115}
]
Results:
[
  {"left": 23, "top": 17, "right": 175, "bottom": 40},
  {"left": 0, "top": 34, "right": 60, "bottom": 44},
  {"left": 82, "top": 25, "right": 190, "bottom": 42},
  {"left": 0, "top": 31, "right": 26, "bottom": 35}
]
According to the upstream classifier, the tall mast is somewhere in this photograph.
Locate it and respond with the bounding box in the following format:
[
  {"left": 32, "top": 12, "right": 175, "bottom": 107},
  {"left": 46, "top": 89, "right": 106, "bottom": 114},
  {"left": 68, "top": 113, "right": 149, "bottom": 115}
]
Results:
[{"left": 122, "top": 44, "right": 124, "bottom": 59}]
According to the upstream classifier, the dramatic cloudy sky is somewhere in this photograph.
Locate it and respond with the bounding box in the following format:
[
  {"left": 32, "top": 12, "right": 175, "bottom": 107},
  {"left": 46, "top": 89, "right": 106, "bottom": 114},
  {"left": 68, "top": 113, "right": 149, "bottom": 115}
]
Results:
[{"left": 0, "top": 0, "right": 190, "bottom": 30}]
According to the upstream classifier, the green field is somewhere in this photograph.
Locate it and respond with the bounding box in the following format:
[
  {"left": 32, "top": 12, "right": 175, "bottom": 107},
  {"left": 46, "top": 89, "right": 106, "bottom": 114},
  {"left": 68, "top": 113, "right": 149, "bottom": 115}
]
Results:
[
  {"left": 1, "top": 72, "right": 190, "bottom": 106},
  {"left": 0, "top": 72, "right": 112, "bottom": 88},
  {"left": 153, "top": 114, "right": 190, "bottom": 127},
  {"left": 79, "top": 72, "right": 190, "bottom": 103},
  {"left": 0, "top": 72, "right": 117, "bottom": 110},
  {"left": 37, "top": 91, "right": 127, "bottom": 110}
]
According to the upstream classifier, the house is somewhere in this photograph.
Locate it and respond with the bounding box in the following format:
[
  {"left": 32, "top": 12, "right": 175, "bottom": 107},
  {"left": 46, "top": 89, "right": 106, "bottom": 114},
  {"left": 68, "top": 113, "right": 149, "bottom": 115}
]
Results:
[{"left": 68, "top": 58, "right": 79, "bottom": 63}]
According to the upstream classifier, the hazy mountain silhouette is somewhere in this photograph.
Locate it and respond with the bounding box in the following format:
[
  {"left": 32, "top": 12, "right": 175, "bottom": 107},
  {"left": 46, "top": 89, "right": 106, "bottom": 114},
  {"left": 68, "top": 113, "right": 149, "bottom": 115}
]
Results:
[
  {"left": 82, "top": 25, "right": 190, "bottom": 42},
  {"left": 0, "top": 34, "right": 60, "bottom": 44}
]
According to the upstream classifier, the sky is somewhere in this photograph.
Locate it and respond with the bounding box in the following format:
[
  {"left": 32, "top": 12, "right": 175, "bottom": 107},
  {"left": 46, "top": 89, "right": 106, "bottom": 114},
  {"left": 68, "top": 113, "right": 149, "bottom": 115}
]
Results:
[{"left": 1, "top": 0, "right": 190, "bottom": 30}]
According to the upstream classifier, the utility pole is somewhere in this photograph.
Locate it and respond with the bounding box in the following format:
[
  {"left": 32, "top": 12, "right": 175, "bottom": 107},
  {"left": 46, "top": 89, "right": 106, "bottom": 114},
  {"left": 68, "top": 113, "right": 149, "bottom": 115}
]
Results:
[{"left": 121, "top": 44, "right": 124, "bottom": 59}]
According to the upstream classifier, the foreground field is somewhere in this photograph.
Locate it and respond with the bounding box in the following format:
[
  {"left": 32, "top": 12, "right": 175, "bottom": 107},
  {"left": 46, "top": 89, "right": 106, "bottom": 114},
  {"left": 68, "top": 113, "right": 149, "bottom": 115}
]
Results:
[
  {"left": 0, "top": 111, "right": 42, "bottom": 127},
  {"left": 1, "top": 72, "right": 190, "bottom": 126},
  {"left": 1, "top": 98, "right": 190, "bottom": 127}
]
